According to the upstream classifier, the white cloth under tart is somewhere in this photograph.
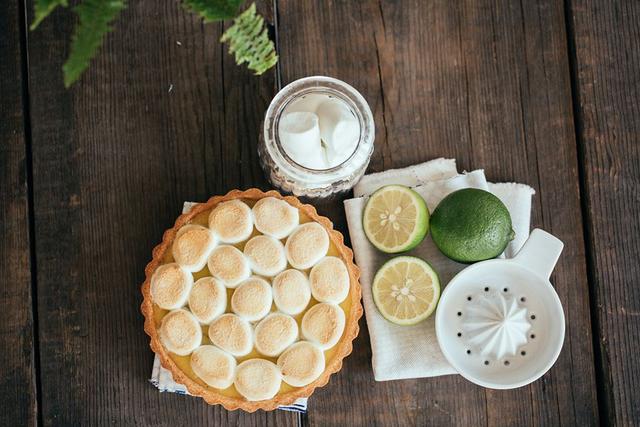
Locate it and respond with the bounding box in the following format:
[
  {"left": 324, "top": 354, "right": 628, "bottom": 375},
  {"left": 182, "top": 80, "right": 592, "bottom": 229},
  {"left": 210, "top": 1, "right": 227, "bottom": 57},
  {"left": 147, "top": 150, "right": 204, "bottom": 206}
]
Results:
[
  {"left": 243, "top": 235, "right": 287, "bottom": 277},
  {"left": 208, "top": 200, "right": 254, "bottom": 244},
  {"left": 252, "top": 197, "right": 300, "bottom": 239},
  {"left": 207, "top": 245, "right": 251, "bottom": 288},
  {"left": 272, "top": 269, "right": 312, "bottom": 315},
  {"left": 159, "top": 309, "right": 203, "bottom": 356},
  {"left": 277, "top": 341, "right": 325, "bottom": 387},
  {"left": 231, "top": 277, "right": 273, "bottom": 322},
  {"left": 190, "top": 345, "right": 236, "bottom": 389},
  {"left": 188, "top": 277, "right": 227, "bottom": 324},
  {"left": 207, "top": 313, "right": 254, "bottom": 357},
  {"left": 150, "top": 263, "right": 194, "bottom": 310},
  {"left": 285, "top": 222, "right": 330, "bottom": 269},
  {"left": 309, "top": 256, "right": 350, "bottom": 304},
  {"left": 301, "top": 303, "right": 346, "bottom": 350},
  {"left": 254, "top": 313, "right": 299, "bottom": 357},
  {"left": 234, "top": 359, "right": 283, "bottom": 401},
  {"left": 171, "top": 224, "right": 217, "bottom": 272}
]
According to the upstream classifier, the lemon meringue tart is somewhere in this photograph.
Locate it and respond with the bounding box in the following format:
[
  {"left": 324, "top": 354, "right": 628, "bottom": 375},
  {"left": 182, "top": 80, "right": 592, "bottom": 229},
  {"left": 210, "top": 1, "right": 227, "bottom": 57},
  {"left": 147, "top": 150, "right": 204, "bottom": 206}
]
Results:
[{"left": 141, "top": 189, "right": 362, "bottom": 411}]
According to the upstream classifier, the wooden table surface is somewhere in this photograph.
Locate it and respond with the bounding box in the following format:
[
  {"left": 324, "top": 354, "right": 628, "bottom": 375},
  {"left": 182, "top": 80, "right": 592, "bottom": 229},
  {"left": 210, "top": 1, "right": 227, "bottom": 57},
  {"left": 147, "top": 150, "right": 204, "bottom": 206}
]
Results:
[{"left": 1, "top": 0, "right": 638, "bottom": 425}]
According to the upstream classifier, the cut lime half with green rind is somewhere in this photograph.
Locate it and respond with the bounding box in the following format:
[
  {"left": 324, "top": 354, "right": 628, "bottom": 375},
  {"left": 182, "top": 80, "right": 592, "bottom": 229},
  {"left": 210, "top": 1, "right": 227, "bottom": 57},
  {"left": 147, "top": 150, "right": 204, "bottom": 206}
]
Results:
[
  {"left": 363, "top": 185, "right": 430, "bottom": 254},
  {"left": 372, "top": 256, "right": 441, "bottom": 326}
]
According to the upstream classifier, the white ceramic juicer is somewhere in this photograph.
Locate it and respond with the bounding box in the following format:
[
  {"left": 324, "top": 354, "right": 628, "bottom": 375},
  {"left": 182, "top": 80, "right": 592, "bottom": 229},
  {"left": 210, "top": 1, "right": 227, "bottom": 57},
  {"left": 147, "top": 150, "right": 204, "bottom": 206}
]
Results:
[{"left": 435, "top": 229, "right": 565, "bottom": 389}]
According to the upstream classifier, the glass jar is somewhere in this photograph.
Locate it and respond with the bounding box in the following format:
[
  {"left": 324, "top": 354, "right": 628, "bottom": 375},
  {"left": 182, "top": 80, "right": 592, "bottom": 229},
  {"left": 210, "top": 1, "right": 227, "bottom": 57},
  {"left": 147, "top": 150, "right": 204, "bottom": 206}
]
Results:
[{"left": 258, "top": 76, "right": 375, "bottom": 198}]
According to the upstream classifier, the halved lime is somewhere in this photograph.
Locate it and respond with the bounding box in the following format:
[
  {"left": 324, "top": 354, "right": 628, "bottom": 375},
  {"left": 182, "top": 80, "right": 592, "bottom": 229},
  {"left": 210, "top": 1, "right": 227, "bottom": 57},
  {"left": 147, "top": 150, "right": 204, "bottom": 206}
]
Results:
[
  {"left": 363, "top": 185, "right": 429, "bottom": 253},
  {"left": 372, "top": 256, "right": 440, "bottom": 325}
]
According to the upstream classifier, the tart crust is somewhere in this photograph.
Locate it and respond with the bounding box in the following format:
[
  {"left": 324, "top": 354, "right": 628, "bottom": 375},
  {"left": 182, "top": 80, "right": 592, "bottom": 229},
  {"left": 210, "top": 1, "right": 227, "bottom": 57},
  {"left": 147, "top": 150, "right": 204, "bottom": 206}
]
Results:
[{"left": 141, "top": 188, "right": 362, "bottom": 412}]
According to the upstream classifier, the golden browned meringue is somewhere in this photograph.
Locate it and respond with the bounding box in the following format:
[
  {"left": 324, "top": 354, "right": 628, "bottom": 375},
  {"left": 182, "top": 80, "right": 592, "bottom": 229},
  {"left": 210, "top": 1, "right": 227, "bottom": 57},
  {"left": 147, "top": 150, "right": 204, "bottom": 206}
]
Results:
[
  {"left": 190, "top": 345, "right": 236, "bottom": 389},
  {"left": 254, "top": 313, "right": 299, "bottom": 357},
  {"left": 234, "top": 359, "right": 282, "bottom": 401},
  {"left": 272, "top": 269, "right": 311, "bottom": 315},
  {"left": 277, "top": 341, "right": 325, "bottom": 387},
  {"left": 208, "top": 200, "right": 254, "bottom": 244},
  {"left": 171, "top": 224, "right": 217, "bottom": 272},
  {"left": 207, "top": 313, "right": 253, "bottom": 357},
  {"left": 159, "top": 309, "right": 202, "bottom": 356},
  {"left": 309, "top": 256, "right": 350, "bottom": 304},
  {"left": 243, "top": 235, "right": 287, "bottom": 277},
  {"left": 230, "top": 277, "right": 273, "bottom": 322},
  {"left": 188, "top": 277, "right": 227, "bottom": 324},
  {"left": 252, "top": 197, "right": 299, "bottom": 239},
  {"left": 207, "top": 245, "right": 251, "bottom": 288},
  {"left": 285, "top": 222, "right": 330, "bottom": 269},
  {"left": 301, "top": 303, "right": 345, "bottom": 350},
  {"left": 150, "top": 263, "right": 193, "bottom": 310}
]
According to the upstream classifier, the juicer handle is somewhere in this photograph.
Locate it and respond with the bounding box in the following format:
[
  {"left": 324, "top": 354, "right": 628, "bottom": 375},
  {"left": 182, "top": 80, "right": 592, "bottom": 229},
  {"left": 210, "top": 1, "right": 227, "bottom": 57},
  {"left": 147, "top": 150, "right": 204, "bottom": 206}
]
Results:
[{"left": 512, "top": 229, "right": 564, "bottom": 280}]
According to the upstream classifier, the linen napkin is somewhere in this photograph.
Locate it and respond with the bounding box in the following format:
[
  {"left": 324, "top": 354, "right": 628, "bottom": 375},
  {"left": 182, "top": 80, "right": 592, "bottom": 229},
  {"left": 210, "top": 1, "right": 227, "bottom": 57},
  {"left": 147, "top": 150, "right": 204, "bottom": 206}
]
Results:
[
  {"left": 344, "top": 158, "right": 535, "bottom": 381},
  {"left": 148, "top": 202, "right": 308, "bottom": 413}
]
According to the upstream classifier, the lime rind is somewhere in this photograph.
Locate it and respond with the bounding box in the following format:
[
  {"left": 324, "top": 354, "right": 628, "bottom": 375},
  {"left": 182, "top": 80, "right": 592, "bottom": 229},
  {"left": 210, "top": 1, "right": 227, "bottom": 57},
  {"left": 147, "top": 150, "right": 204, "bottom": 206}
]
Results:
[
  {"left": 362, "top": 185, "right": 430, "bottom": 254},
  {"left": 430, "top": 188, "right": 514, "bottom": 263},
  {"left": 372, "top": 256, "right": 441, "bottom": 326}
]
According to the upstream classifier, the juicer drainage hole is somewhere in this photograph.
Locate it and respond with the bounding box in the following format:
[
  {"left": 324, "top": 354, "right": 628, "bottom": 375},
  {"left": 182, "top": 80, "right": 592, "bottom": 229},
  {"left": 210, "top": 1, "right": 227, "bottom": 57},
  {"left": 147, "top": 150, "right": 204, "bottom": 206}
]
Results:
[
  {"left": 504, "top": 360, "right": 510, "bottom": 366},
  {"left": 530, "top": 314, "right": 536, "bottom": 320},
  {"left": 520, "top": 297, "right": 526, "bottom": 302},
  {"left": 466, "top": 349, "right": 471, "bottom": 355},
  {"left": 484, "top": 360, "right": 489, "bottom": 365},
  {"left": 467, "top": 296, "right": 472, "bottom": 301},
  {"left": 484, "top": 287, "right": 489, "bottom": 292},
  {"left": 521, "top": 350, "right": 526, "bottom": 356},
  {"left": 457, "top": 311, "right": 462, "bottom": 316},
  {"left": 503, "top": 287, "right": 508, "bottom": 292},
  {"left": 457, "top": 332, "right": 462, "bottom": 337},
  {"left": 530, "top": 334, "right": 536, "bottom": 339}
]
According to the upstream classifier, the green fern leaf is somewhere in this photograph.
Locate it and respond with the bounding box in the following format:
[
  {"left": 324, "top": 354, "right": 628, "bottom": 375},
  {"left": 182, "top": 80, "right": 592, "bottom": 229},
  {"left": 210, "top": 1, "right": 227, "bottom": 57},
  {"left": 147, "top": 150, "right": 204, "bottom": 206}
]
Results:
[
  {"left": 31, "top": 0, "right": 68, "bottom": 30},
  {"left": 220, "top": 3, "right": 277, "bottom": 75},
  {"left": 62, "top": 0, "right": 125, "bottom": 87},
  {"left": 183, "top": 0, "right": 243, "bottom": 22}
]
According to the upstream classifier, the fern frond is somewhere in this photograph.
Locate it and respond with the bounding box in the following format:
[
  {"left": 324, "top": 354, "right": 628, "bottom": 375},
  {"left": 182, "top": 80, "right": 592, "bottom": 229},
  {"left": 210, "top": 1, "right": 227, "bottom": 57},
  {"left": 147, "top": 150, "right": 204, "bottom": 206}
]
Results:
[
  {"left": 183, "top": 0, "right": 243, "bottom": 22},
  {"left": 31, "top": 0, "right": 68, "bottom": 30},
  {"left": 220, "top": 3, "right": 278, "bottom": 75},
  {"left": 62, "top": 0, "right": 125, "bottom": 87}
]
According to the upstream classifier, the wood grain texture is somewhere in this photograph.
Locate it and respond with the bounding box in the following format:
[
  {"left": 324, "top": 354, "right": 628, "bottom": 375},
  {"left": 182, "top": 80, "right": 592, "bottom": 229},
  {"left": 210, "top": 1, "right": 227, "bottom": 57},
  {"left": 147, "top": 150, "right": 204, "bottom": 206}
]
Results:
[
  {"left": 0, "top": 1, "right": 37, "bottom": 425},
  {"left": 25, "top": 0, "right": 293, "bottom": 425},
  {"left": 567, "top": 0, "right": 640, "bottom": 425},
  {"left": 277, "top": 1, "right": 598, "bottom": 425}
]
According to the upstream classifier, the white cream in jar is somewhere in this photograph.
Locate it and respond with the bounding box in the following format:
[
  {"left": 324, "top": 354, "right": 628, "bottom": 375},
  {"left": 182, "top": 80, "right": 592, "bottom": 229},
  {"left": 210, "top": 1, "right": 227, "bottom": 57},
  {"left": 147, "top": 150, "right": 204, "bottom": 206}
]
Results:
[
  {"left": 279, "top": 94, "right": 360, "bottom": 170},
  {"left": 259, "top": 76, "right": 375, "bottom": 198}
]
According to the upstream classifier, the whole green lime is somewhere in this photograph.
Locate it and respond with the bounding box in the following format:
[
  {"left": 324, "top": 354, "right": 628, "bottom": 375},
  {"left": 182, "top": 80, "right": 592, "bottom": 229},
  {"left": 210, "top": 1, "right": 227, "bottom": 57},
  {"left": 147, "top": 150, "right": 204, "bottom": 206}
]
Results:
[{"left": 430, "top": 188, "right": 514, "bottom": 263}]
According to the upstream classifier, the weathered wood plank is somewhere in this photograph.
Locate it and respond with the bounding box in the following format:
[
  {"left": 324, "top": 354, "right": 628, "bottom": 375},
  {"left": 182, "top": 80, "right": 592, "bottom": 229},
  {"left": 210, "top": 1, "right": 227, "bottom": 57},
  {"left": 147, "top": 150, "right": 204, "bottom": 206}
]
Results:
[
  {"left": 277, "top": 1, "right": 598, "bottom": 425},
  {"left": 567, "top": 0, "right": 640, "bottom": 425},
  {"left": 0, "top": 1, "right": 37, "bottom": 425},
  {"left": 25, "top": 0, "right": 294, "bottom": 424}
]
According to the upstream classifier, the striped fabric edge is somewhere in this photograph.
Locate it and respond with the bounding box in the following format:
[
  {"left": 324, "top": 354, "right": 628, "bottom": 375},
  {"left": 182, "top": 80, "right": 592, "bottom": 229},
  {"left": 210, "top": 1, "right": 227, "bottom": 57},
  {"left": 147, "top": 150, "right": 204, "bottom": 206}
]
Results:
[{"left": 149, "top": 355, "right": 308, "bottom": 413}]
